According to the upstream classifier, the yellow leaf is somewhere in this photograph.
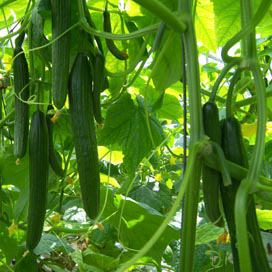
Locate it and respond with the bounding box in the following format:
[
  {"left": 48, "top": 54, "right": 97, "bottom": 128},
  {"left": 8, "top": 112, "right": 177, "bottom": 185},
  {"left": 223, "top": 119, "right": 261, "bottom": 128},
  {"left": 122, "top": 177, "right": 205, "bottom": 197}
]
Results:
[
  {"left": 169, "top": 157, "right": 177, "bottom": 165},
  {"left": 155, "top": 173, "right": 162, "bottom": 182},
  {"left": 100, "top": 173, "right": 120, "bottom": 188},
  {"left": 166, "top": 179, "right": 173, "bottom": 189},
  {"left": 241, "top": 122, "right": 257, "bottom": 137},
  {"left": 98, "top": 146, "right": 124, "bottom": 165}
]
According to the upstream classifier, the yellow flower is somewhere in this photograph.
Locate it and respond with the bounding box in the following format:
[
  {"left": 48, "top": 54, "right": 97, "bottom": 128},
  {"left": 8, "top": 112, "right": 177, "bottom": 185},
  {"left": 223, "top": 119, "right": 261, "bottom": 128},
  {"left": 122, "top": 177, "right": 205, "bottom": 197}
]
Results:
[
  {"left": 8, "top": 221, "right": 18, "bottom": 236},
  {"left": 216, "top": 230, "right": 229, "bottom": 245},
  {"left": 169, "top": 157, "right": 177, "bottom": 165},
  {"left": 155, "top": 173, "right": 162, "bottom": 182}
]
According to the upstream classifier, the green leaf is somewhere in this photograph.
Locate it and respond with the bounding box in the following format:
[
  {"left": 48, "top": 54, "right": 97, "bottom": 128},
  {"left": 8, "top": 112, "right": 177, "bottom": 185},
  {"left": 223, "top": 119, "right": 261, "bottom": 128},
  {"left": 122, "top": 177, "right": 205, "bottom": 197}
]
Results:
[
  {"left": 98, "top": 93, "right": 165, "bottom": 176},
  {"left": 14, "top": 251, "right": 39, "bottom": 272},
  {"left": 213, "top": 0, "right": 241, "bottom": 47},
  {"left": 33, "top": 233, "right": 74, "bottom": 255},
  {"left": 0, "top": 222, "right": 20, "bottom": 264},
  {"left": 195, "top": 222, "right": 225, "bottom": 245},
  {"left": 256, "top": 209, "right": 272, "bottom": 230},
  {"left": 151, "top": 31, "right": 183, "bottom": 92},
  {"left": 196, "top": 1, "right": 217, "bottom": 52},
  {"left": 109, "top": 196, "right": 179, "bottom": 264},
  {"left": 83, "top": 248, "right": 119, "bottom": 271}
]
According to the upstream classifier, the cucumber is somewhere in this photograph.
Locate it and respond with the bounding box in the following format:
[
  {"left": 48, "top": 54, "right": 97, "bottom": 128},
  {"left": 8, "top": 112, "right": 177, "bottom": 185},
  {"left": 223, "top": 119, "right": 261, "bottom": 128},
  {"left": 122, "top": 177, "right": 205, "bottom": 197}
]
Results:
[
  {"left": 103, "top": 10, "right": 128, "bottom": 60},
  {"left": 51, "top": 0, "right": 71, "bottom": 109},
  {"left": 221, "top": 117, "right": 269, "bottom": 271},
  {"left": 202, "top": 102, "right": 224, "bottom": 227},
  {"left": 27, "top": 110, "right": 49, "bottom": 251},
  {"left": 13, "top": 46, "right": 30, "bottom": 159},
  {"left": 46, "top": 105, "right": 65, "bottom": 177},
  {"left": 92, "top": 51, "right": 105, "bottom": 124},
  {"left": 68, "top": 52, "right": 100, "bottom": 219}
]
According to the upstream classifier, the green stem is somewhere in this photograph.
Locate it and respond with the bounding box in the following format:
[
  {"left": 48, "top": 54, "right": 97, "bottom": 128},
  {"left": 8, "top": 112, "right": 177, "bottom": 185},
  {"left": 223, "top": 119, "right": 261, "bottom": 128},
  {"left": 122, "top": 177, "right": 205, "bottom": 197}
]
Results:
[
  {"left": 226, "top": 69, "right": 242, "bottom": 118},
  {"left": 234, "top": 89, "right": 272, "bottom": 108},
  {"left": 221, "top": 0, "right": 271, "bottom": 63},
  {"left": 0, "top": 109, "right": 14, "bottom": 128},
  {"left": 209, "top": 60, "right": 240, "bottom": 102},
  {"left": 77, "top": 0, "right": 160, "bottom": 40},
  {"left": 0, "top": 11, "right": 31, "bottom": 42},
  {"left": 203, "top": 153, "right": 272, "bottom": 188},
  {"left": 132, "top": 0, "right": 187, "bottom": 33},
  {"left": 180, "top": 1, "right": 204, "bottom": 271}
]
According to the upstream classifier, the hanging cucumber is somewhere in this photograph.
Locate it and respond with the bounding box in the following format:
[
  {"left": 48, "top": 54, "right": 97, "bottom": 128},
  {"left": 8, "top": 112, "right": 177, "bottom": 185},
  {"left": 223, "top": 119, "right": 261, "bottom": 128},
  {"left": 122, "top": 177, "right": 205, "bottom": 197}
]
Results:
[
  {"left": 103, "top": 10, "right": 128, "bottom": 60},
  {"left": 13, "top": 43, "right": 30, "bottom": 160},
  {"left": 51, "top": 0, "right": 71, "bottom": 109},
  {"left": 202, "top": 102, "right": 224, "bottom": 227},
  {"left": 68, "top": 52, "right": 100, "bottom": 220},
  {"left": 221, "top": 117, "right": 269, "bottom": 271},
  {"left": 92, "top": 51, "right": 105, "bottom": 125},
  {"left": 46, "top": 105, "right": 65, "bottom": 177},
  {"left": 27, "top": 110, "right": 49, "bottom": 251}
]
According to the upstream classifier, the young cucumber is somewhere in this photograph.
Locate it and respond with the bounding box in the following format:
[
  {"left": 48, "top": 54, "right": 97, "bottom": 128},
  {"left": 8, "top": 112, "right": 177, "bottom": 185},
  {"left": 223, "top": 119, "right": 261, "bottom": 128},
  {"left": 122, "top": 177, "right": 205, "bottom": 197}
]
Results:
[
  {"left": 46, "top": 105, "right": 65, "bottom": 177},
  {"left": 68, "top": 53, "right": 100, "bottom": 220},
  {"left": 202, "top": 102, "right": 224, "bottom": 227},
  {"left": 13, "top": 46, "right": 30, "bottom": 160},
  {"left": 51, "top": 0, "right": 71, "bottom": 109},
  {"left": 92, "top": 51, "right": 105, "bottom": 125},
  {"left": 27, "top": 110, "right": 49, "bottom": 251},
  {"left": 103, "top": 10, "right": 128, "bottom": 60}
]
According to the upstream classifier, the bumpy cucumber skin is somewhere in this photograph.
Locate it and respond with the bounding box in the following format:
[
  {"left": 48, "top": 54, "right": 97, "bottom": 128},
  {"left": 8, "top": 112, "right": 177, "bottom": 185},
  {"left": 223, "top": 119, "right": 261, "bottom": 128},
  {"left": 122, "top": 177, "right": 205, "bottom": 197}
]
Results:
[
  {"left": 46, "top": 105, "right": 65, "bottom": 177},
  {"left": 51, "top": 0, "right": 71, "bottom": 109},
  {"left": 221, "top": 117, "right": 269, "bottom": 272},
  {"left": 68, "top": 53, "right": 100, "bottom": 220},
  {"left": 92, "top": 51, "right": 105, "bottom": 124},
  {"left": 13, "top": 47, "right": 30, "bottom": 159},
  {"left": 27, "top": 110, "right": 49, "bottom": 251},
  {"left": 103, "top": 11, "right": 128, "bottom": 61}
]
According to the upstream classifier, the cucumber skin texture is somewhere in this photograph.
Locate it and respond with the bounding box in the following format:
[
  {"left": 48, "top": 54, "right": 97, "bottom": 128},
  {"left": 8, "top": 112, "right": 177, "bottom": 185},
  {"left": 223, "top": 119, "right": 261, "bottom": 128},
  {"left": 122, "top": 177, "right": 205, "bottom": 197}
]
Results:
[
  {"left": 13, "top": 47, "right": 30, "bottom": 159},
  {"left": 202, "top": 102, "right": 224, "bottom": 227},
  {"left": 221, "top": 117, "right": 269, "bottom": 272},
  {"left": 68, "top": 53, "right": 100, "bottom": 220},
  {"left": 103, "top": 11, "right": 128, "bottom": 61},
  {"left": 46, "top": 105, "right": 65, "bottom": 177},
  {"left": 51, "top": 0, "right": 71, "bottom": 109},
  {"left": 92, "top": 51, "right": 105, "bottom": 124},
  {"left": 27, "top": 110, "right": 49, "bottom": 251}
]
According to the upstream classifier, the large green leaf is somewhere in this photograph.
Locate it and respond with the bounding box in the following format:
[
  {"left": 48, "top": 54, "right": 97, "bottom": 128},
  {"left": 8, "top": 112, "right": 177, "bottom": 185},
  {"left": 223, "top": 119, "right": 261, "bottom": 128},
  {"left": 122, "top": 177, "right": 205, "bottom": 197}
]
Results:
[
  {"left": 212, "top": 0, "right": 241, "bottom": 47},
  {"left": 151, "top": 31, "right": 183, "bottom": 92},
  {"left": 98, "top": 93, "right": 165, "bottom": 176}
]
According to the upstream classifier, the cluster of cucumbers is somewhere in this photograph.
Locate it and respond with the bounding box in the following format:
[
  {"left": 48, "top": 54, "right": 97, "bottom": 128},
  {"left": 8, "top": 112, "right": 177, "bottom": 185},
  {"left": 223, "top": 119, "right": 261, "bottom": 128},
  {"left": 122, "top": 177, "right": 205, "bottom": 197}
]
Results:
[{"left": 12, "top": 0, "right": 126, "bottom": 251}]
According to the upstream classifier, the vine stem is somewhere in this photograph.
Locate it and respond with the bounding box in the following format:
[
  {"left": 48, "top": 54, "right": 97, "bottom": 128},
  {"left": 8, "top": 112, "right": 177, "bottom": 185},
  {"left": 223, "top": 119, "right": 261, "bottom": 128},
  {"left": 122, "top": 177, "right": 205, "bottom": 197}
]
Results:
[
  {"left": 234, "top": 0, "right": 269, "bottom": 271},
  {"left": 132, "top": 0, "right": 187, "bottom": 33},
  {"left": 116, "top": 139, "right": 207, "bottom": 272}
]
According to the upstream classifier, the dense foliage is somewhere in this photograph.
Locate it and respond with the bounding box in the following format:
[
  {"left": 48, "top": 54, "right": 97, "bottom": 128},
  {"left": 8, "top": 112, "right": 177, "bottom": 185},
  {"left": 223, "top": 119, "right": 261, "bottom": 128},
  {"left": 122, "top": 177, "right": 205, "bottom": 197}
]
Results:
[{"left": 0, "top": 0, "right": 271, "bottom": 271}]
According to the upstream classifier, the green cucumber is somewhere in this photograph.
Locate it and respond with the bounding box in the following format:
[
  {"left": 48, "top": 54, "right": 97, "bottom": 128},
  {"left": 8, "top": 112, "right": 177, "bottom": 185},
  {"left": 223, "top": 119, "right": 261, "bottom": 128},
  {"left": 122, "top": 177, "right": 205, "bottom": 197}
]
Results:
[
  {"left": 202, "top": 102, "right": 224, "bottom": 227},
  {"left": 92, "top": 51, "right": 105, "bottom": 124},
  {"left": 27, "top": 110, "right": 49, "bottom": 251},
  {"left": 103, "top": 10, "right": 128, "bottom": 60},
  {"left": 51, "top": 0, "right": 71, "bottom": 109},
  {"left": 46, "top": 105, "right": 65, "bottom": 177},
  {"left": 68, "top": 52, "right": 100, "bottom": 219},
  {"left": 13, "top": 46, "right": 30, "bottom": 159},
  {"left": 221, "top": 117, "right": 269, "bottom": 271}
]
